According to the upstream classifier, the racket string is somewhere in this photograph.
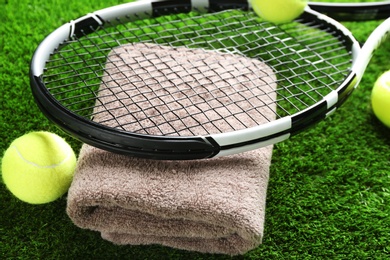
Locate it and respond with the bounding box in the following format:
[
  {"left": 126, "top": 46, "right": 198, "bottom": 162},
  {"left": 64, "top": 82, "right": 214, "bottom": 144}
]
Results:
[
  {"left": 95, "top": 43, "right": 277, "bottom": 136},
  {"left": 42, "top": 9, "right": 352, "bottom": 136}
]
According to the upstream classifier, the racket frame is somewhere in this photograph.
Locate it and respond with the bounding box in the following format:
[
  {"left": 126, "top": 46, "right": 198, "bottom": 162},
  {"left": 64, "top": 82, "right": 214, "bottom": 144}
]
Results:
[
  {"left": 308, "top": 1, "right": 390, "bottom": 21},
  {"left": 31, "top": 0, "right": 388, "bottom": 160}
]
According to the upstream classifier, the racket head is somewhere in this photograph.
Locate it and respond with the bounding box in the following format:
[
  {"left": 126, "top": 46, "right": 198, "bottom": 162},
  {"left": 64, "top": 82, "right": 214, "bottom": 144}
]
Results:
[
  {"left": 30, "top": 1, "right": 360, "bottom": 160},
  {"left": 309, "top": 1, "right": 390, "bottom": 21}
]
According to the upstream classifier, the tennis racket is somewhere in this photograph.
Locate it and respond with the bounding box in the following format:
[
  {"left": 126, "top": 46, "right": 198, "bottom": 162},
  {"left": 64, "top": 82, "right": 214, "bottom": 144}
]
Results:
[
  {"left": 30, "top": 0, "right": 390, "bottom": 160},
  {"left": 309, "top": 1, "right": 390, "bottom": 21}
]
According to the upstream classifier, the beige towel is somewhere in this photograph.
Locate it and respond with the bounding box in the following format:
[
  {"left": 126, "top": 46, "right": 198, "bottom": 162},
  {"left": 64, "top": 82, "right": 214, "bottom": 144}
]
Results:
[
  {"left": 67, "top": 145, "right": 273, "bottom": 255},
  {"left": 66, "top": 43, "right": 276, "bottom": 255}
]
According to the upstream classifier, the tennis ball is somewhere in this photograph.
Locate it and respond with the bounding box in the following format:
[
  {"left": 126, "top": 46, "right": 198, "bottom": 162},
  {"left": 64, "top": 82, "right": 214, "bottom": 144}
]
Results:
[
  {"left": 251, "top": 0, "right": 308, "bottom": 24},
  {"left": 1, "top": 131, "right": 77, "bottom": 204},
  {"left": 371, "top": 70, "right": 390, "bottom": 128}
]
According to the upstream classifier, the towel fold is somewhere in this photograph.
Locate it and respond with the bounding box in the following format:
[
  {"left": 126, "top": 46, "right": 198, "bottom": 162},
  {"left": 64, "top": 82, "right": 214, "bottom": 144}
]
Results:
[
  {"left": 66, "top": 43, "right": 276, "bottom": 255},
  {"left": 66, "top": 144, "right": 273, "bottom": 255}
]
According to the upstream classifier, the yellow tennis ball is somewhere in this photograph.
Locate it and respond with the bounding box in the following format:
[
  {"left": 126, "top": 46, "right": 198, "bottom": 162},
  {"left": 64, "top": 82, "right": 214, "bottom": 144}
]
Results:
[
  {"left": 251, "top": 0, "right": 308, "bottom": 24},
  {"left": 371, "top": 70, "right": 390, "bottom": 128},
  {"left": 1, "top": 131, "right": 77, "bottom": 204}
]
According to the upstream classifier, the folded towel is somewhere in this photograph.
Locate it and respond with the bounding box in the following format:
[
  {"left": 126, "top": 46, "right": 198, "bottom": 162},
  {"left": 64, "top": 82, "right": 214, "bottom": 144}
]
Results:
[
  {"left": 66, "top": 43, "right": 276, "bottom": 255},
  {"left": 67, "top": 144, "right": 273, "bottom": 255}
]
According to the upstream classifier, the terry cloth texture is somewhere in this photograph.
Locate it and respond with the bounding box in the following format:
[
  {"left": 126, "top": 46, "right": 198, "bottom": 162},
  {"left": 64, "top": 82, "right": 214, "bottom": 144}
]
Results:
[
  {"left": 92, "top": 43, "right": 277, "bottom": 136},
  {"left": 66, "top": 43, "right": 277, "bottom": 255}
]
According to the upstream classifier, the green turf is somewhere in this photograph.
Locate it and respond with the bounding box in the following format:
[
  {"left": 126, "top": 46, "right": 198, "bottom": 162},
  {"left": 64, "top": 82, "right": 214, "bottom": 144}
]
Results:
[{"left": 1, "top": 0, "right": 390, "bottom": 259}]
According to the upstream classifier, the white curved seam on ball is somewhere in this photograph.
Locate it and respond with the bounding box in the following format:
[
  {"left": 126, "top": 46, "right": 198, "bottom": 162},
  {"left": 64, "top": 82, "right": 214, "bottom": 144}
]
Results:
[{"left": 11, "top": 145, "right": 72, "bottom": 169}]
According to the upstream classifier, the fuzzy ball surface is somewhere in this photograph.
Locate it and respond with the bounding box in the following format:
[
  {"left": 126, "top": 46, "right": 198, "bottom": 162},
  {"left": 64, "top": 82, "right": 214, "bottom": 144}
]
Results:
[
  {"left": 251, "top": 0, "right": 307, "bottom": 24},
  {"left": 371, "top": 70, "right": 390, "bottom": 128},
  {"left": 1, "top": 131, "right": 77, "bottom": 204}
]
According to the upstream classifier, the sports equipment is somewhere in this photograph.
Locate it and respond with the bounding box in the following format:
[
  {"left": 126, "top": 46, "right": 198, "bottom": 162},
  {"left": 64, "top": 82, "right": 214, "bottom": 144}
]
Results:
[
  {"left": 1, "top": 131, "right": 76, "bottom": 204},
  {"left": 371, "top": 70, "right": 390, "bottom": 128},
  {"left": 29, "top": 0, "right": 390, "bottom": 160},
  {"left": 308, "top": 1, "right": 390, "bottom": 21},
  {"left": 251, "top": 0, "right": 307, "bottom": 24}
]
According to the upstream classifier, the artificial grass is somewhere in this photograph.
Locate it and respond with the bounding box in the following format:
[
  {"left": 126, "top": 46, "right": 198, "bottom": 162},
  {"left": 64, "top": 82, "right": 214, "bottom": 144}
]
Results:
[{"left": 1, "top": 0, "right": 389, "bottom": 259}]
